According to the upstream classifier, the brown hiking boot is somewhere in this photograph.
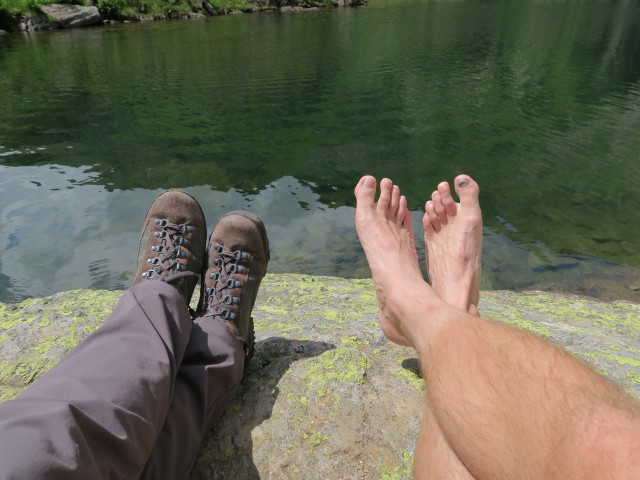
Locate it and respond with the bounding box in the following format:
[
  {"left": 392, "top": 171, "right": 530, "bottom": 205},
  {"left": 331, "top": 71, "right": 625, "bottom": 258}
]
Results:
[
  {"left": 199, "top": 211, "right": 270, "bottom": 360},
  {"left": 134, "top": 190, "right": 207, "bottom": 307}
]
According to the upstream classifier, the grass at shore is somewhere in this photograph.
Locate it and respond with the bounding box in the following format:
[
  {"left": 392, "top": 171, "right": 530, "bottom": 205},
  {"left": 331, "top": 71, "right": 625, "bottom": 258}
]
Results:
[
  {"left": 96, "top": 0, "right": 256, "bottom": 18},
  {"left": 0, "top": 0, "right": 328, "bottom": 29},
  {"left": 0, "top": 0, "right": 90, "bottom": 15},
  {"left": 0, "top": 0, "right": 256, "bottom": 25}
]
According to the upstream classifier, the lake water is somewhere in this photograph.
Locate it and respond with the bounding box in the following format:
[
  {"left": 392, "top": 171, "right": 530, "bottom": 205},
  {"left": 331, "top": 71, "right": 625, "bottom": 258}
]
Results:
[{"left": 1, "top": 0, "right": 640, "bottom": 303}]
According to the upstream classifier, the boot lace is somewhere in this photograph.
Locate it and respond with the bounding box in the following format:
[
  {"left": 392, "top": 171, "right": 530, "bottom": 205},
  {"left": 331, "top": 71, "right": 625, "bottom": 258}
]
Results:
[
  {"left": 141, "top": 219, "right": 196, "bottom": 284},
  {"left": 201, "top": 242, "right": 249, "bottom": 320}
]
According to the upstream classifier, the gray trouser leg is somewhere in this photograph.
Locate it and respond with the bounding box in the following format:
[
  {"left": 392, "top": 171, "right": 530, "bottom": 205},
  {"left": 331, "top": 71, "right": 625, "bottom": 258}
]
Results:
[
  {"left": 0, "top": 281, "right": 192, "bottom": 480},
  {"left": 141, "top": 316, "right": 245, "bottom": 479}
]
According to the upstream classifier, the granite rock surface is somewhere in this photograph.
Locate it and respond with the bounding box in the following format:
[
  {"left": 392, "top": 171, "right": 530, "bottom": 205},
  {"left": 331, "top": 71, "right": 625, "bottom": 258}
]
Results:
[
  {"left": 0, "top": 274, "right": 638, "bottom": 479},
  {"left": 39, "top": 4, "right": 103, "bottom": 28}
]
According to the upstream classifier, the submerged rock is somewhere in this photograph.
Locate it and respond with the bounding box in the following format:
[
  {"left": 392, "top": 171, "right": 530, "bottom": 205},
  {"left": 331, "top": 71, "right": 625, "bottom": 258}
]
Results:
[{"left": 0, "top": 274, "right": 638, "bottom": 478}]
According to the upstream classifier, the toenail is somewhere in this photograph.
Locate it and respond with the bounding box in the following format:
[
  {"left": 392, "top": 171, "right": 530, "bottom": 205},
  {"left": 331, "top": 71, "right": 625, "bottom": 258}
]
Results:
[
  {"left": 364, "top": 176, "right": 375, "bottom": 187},
  {"left": 457, "top": 178, "right": 469, "bottom": 188}
]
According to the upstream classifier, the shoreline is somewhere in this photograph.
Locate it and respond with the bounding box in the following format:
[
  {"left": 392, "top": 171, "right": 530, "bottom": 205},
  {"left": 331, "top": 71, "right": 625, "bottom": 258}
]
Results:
[
  {"left": 0, "top": 0, "right": 367, "bottom": 33},
  {"left": 2, "top": 274, "right": 638, "bottom": 400},
  {"left": 2, "top": 273, "right": 639, "bottom": 307}
]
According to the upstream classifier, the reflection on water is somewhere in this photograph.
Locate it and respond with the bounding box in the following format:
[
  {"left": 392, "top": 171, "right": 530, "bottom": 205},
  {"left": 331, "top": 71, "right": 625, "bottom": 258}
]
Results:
[
  {"left": 1, "top": 165, "right": 637, "bottom": 303},
  {"left": 1, "top": 0, "right": 640, "bottom": 302}
]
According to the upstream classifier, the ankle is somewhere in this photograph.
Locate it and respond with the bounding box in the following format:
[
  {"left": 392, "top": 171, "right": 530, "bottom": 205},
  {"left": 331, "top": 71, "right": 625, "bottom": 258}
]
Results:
[
  {"left": 388, "top": 282, "right": 447, "bottom": 347},
  {"left": 430, "top": 271, "right": 476, "bottom": 313}
]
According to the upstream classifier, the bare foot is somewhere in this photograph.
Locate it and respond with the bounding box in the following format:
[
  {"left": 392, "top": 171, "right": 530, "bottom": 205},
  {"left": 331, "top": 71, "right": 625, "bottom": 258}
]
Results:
[
  {"left": 355, "top": 176, "right": 437, "bottom": 347},
  {"left": 423, "top": 175, "right": 482, "bottom": 314}
]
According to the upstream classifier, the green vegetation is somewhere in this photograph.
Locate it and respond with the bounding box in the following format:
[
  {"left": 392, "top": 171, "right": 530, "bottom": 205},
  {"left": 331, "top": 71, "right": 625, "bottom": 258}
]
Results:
[
  {"left": 0, "top": 0, "right": 250, "bottom": 23},
  {"left": 206, "top": 0, "right": 254, "bottom": 12},
  {"left": 96, "top": 0, "right": 126, "bottom": 18},
  {"left": 0, "top": 0, "right": 358, "bottom": 30},
  {"left": 108, "top": 0, "right": 255, "bottom": 19},
  {"left": 0, "top": 0, "right": 79, "bottom": 28},
  {"left": 0, "top": 0, "right": 82, "bottom": 15}
]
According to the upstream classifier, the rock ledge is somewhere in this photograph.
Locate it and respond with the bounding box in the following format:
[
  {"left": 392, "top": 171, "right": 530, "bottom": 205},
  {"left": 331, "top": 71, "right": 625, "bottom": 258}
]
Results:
[
  {"left": 1, "top": 274, "right": 638, "bottom": 479},
  {"left": 39, "top": 4, "right": 103, "bottom": 28}
]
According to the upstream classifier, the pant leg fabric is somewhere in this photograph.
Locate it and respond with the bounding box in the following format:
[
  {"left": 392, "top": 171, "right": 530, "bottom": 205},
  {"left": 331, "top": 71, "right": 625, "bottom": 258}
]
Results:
[
  {"left": 0, "top": 281, "right": 192, "bottom": 480},
  {"left": 141, "top": 316, "right": 245, "bottom": 480}
]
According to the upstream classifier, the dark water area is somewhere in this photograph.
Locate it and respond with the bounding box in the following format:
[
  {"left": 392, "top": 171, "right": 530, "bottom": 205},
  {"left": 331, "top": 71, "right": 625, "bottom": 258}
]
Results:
[{"left": 1, "top": 0, "right": 640, "bottom": 303}]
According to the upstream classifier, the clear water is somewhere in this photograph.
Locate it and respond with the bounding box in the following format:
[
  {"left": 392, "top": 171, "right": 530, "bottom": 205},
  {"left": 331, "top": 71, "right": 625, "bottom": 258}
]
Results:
[{"left": 1, "top": 0, "right": 640, "bottom": 303}]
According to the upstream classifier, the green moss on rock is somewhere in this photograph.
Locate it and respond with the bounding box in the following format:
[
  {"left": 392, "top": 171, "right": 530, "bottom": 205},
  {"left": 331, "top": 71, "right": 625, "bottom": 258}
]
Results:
[
  {"left": 0, "top": 289, "right": 121, "bottom": 402},
  {"left": 0, "top": 275, "right": 638, "bottom": 477}
]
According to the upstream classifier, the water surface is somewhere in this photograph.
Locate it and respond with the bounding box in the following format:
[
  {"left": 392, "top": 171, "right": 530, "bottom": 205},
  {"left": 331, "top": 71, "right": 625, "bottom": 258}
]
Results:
[{"left": 1, "top": 0, "right": 640, "bottom": 302}]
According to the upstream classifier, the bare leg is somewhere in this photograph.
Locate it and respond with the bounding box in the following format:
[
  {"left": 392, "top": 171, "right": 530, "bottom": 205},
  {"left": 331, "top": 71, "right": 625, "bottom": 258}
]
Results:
[
  {"left": 415, "top": 406, "right": 474, "bottom": 480},
  {"left": 354, "top": 175, "right": 640, "bottom": 480},
  {"left": 354, "top": 176, "right": 419, "bottom": 347},
  {"left": 355, "top": 175, "right": 476, "bottom": 477},
  {"left": 415, "top": 176, "right": 483, "bottom": 479}
]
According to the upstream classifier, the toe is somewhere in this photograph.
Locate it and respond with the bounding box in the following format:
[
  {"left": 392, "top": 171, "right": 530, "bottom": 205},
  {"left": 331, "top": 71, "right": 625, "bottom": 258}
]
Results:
[
  {"left": 377, "top": 178, "right": 393, "bottom": 212},
  {"left": 431, "top": 190, "right": 447, "bottom": 225},
  {"left": 355, "top": 175, "right": 377, "bottom": 208},
  {"left": 396, "top": 194, "right": 408, "bottom": 223},
  {"left": 399, "top": 196, "right": 413, "bottom": 232},
  {"left": 422, "top": 211, "right": 431, "bottom": 229},
  {"left": 422, "top": 211, "right": 435, "bottom": 236},
  {"left": 389, "top": 185, "right": 401, "bottom": 218},
  {"left": 402, "top": 209, "right": 413, "bottom": 231},
  {"left": 438, "top": 181, "right": 457, "bottom": 217},
  {"left": 425, "top": 200, "right": 441, "bottom": 232},
  {"left": 454, "top": 174, "right": 480, "bottom": 207}
]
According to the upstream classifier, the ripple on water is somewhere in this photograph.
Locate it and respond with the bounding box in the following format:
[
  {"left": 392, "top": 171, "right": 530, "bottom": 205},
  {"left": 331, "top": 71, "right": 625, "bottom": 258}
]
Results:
[{"left": 1, "top": 1, "right": 640, "bottom": 302}]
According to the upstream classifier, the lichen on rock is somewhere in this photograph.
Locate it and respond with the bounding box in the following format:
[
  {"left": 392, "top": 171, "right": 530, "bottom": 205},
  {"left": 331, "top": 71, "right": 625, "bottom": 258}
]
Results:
[
  {"left": 0, "top": 274, "right": 638, "bottom": 478},
  {"left": 0, "top": 289, "right": 120, "bottom": 402}
]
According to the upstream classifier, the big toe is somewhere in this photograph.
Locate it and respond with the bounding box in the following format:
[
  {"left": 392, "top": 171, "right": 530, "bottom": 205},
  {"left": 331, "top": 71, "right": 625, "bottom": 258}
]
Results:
[
  {"left": 454, "top": 174, "right": 480, "bottom": 207},
  {"left": 355, "top": 175, "right": 377, "bottom": 208}
]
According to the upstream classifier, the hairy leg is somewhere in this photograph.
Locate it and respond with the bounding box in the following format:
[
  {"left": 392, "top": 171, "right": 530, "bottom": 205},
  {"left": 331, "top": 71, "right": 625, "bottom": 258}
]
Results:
[
  {"left": 413, "top": 176, "right": 484, "bottom": 479},
  {"left": 355, "top": 175, "right": 640, "bottom": 480},
  {"left": 414, "top": 399, "right": 476, "bottom": 480}
]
